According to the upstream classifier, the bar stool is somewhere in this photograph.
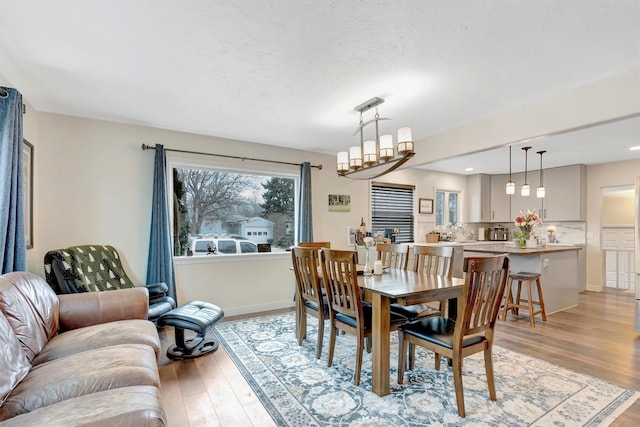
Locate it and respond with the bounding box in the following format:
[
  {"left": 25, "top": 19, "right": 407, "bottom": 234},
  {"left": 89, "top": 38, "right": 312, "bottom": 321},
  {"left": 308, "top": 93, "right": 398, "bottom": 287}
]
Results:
[{"left": 502, "top": 272, "right": 547, "bottom": 328}]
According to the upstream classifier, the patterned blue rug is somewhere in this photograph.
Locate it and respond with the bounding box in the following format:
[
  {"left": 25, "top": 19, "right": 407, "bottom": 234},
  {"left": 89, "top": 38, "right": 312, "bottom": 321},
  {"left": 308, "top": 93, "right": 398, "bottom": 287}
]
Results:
[{"left": 213, "top": 312, "right": 639, "bottom": 426}]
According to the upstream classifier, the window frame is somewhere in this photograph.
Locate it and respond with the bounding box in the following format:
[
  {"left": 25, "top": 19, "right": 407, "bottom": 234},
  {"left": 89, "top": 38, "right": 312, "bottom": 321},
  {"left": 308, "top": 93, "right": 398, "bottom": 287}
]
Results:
[
  {"left": 370, "top": 182, "right": 415, "bottom": 243},
  {"left": 435, "top": 188, "right": 461, "bottom": 228},
  {"left": 167, "top": 153, "right": 298, "bottom": 261}
]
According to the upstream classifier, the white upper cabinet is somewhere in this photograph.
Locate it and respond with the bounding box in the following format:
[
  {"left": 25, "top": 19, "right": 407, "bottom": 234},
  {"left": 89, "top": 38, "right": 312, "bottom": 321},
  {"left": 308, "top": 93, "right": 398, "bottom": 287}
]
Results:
[
  {"left": 466, "top": 174, "right": 491, "bottom": 222},
  {"left": 511, "top": 169, "right": 542, "bottom": 219},
  {"left": 541, "top": 164, "right": 586, "bottom": 221},
  {"left": 489, "top": 174, "right": 511, "bottom": 223}
]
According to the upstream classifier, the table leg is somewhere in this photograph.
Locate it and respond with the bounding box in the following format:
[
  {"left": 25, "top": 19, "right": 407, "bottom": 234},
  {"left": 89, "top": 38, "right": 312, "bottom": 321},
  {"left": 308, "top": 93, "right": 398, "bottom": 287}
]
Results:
[{"left": 371, "top": 292, "right": 391, "bottom": 396}]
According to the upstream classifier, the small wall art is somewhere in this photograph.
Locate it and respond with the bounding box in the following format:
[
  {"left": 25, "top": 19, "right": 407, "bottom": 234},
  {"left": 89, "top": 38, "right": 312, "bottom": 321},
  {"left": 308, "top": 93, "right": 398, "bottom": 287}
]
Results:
[
  {"left": 328, "top": 194, "right": 350, "bottom": 212},
  {"left": 419, "top": 198, "right": 433, "bottom": 214}
]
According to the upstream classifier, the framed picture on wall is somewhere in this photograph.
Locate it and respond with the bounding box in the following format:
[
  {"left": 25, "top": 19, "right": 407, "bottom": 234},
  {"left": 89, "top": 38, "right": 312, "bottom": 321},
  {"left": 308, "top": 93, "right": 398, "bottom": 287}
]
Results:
[
  {"left": 419, "top": 198, "right": 433, "bottom": 214},
  {"left": 23, "top": 139, "right": 34, "bottom": 249}
]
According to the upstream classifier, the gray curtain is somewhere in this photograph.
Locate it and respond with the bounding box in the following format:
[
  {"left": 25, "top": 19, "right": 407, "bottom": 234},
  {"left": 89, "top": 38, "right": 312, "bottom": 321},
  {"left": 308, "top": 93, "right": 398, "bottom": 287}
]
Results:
[
  {"left": 146, "top": 144, "right": 177, "bottom": 302},
  {"left": 0, "top": 87, "right": 27, "bottom": 274},
  {"left": 297, "top": 161, "right": 313, "bottom": 243}
]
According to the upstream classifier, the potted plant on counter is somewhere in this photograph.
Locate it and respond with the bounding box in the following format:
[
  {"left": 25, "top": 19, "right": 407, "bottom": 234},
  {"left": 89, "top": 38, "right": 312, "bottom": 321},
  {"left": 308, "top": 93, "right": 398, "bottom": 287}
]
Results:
[
  {"left": 513, "top": 209, "right": 542, "bottom": 247},
  {"left": 426, "top": 230, "right": 440, "bottom": 243}
]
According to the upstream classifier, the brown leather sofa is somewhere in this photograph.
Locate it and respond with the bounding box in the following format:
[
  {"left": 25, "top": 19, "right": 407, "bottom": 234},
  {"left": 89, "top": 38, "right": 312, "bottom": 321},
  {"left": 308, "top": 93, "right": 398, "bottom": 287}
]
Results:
[{"left": 0, "top": 271, "right": 166, "bottom": 426}]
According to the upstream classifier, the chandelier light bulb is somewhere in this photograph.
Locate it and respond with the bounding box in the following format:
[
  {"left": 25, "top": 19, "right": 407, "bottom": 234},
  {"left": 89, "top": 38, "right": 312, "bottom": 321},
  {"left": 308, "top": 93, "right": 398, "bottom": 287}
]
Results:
[
  {"left": 349, "top": 146, "right": 362, "bottom": 169},
  {"left": 379, "top": 134, "right": 394, "bottom": 160}
]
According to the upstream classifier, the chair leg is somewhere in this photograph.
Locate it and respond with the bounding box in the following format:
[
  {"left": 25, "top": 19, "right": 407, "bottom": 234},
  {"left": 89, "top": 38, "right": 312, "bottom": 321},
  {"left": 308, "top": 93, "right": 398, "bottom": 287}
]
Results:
[
  {"left": 408, "top": 342, "right": 416, "bottom": 370},
  {"left": 452, "top": 357, "right": 466, "bottom": 418},
  {"left": 397, "top": 331, "right": 407, "bottom": 384},
  {"left": 354, "top": 333, "right": 364, "bottom": 386},
  {"left": 327, "top": 323, "right": 337, "bottom": 367},
  {"left": 484, "top": 346, "right": 497, "bottom": 401},
  {"left": 514, "top": 280, "right": 523, "bottom": 315},
  {"left": 434, "top": 353, "right": 441, "bottom": 371},
  {"left": 315, "top": 317, "right": 324, "bottom": 360},
  {"left": 365, "top": 336, "right": 372, "bottom": 353},
  {"left": 536, "top": 278, "right": 547, "bottom": 321},
  {"left": 527, "top": 282, "right": 536, "bottom": 328}
]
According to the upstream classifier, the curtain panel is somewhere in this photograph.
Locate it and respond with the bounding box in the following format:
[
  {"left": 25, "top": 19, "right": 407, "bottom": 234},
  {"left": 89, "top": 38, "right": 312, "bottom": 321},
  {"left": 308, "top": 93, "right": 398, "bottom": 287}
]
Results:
[
  {"left": 146, "top": 144, "right": 177, "bottom": 302},
  {"left": 297, "top": 161, "right": 313, "bottom": 243},
  {"left": 0, "top": 87, "right": 27, "bottom": 273}
]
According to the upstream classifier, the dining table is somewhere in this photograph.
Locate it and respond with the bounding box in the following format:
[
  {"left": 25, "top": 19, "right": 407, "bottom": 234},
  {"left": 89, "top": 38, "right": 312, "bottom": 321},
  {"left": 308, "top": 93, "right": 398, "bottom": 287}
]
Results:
[{"left": 358, "top": 269, "right": 465, "bottom": 397}]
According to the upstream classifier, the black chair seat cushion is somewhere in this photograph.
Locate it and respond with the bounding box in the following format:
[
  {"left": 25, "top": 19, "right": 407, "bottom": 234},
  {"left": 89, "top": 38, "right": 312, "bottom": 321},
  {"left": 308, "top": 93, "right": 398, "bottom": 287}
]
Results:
[
  {"left": 335, "top": 304, "right": 408, "bottom": 329},
  {"left": 390, "top": 303, "right": 440, "bottom": 321},
  {"left": 157, "top": 301, "right": 224, "bottom": 335},
  {"left": 304, "top": 298, "right": 329, "bottom": 315},
  {"left": 399, "top": 317, "right": 485, "bottom": 349}
]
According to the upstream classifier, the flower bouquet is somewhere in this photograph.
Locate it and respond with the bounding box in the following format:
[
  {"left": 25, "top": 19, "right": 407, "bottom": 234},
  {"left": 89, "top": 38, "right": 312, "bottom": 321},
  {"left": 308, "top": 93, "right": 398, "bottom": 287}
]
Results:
[{"left": 513, "top": 209, "right": 542, "bottom": 247}]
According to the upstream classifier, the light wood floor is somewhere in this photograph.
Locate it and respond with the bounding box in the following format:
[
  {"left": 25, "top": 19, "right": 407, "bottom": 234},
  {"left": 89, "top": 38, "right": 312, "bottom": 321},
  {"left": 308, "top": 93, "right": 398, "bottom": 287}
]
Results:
[{"left": 158, "top": 289, "right": 640, "bottom": 426}]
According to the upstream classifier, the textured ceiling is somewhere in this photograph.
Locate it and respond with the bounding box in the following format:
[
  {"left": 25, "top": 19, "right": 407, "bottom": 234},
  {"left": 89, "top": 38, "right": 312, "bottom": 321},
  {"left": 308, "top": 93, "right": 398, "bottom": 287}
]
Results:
[{"left": 0, "top": 1, "right": 638, "bottom": 173}]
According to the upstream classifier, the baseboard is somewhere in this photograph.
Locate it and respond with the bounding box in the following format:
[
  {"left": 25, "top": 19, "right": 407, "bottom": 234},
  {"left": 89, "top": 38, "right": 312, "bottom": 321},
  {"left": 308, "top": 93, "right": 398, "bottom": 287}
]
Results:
[
  {"left": 586, "top": 284, "right": 604, "bottom": 292},
  {"left": 223, "top": 300, "right": 295, "bottom": 317}
]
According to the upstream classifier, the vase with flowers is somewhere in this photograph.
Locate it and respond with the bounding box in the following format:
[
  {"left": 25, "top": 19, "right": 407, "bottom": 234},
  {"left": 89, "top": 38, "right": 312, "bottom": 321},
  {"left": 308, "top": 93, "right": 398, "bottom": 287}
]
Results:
[{"left": 513, "top": 209, "right": 542, "bottom": 247}]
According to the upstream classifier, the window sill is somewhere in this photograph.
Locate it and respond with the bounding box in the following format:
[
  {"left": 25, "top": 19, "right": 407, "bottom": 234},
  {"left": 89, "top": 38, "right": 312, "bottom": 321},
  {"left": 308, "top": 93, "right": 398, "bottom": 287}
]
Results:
[{"left": 174, "top": 251, "right": 290, "bottom": 265}]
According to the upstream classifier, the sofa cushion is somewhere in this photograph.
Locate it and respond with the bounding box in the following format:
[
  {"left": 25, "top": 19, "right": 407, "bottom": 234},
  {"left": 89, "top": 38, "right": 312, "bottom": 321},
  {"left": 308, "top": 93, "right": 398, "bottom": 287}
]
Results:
[
  {"left": 0, "top": 386, "right": 166, "bottom": 426},
  {"left": 32, "top": 318, "right": 161, "bottom": 365},
  {"left": 0, "top": 343, "right": 159, "bottom": 421},
  {"left": 0, "top": 312, "right": 30, "bottom": 406},
  {"left": 0, "top": 272, "right": 59, "bottom": 362}
]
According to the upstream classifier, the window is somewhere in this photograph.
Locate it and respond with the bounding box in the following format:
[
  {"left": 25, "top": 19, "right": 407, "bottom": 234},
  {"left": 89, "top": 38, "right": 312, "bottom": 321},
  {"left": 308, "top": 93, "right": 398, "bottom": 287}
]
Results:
[
  {"left": 171, "top": 163, "right": 296, "bottom": 256},
  {"left": 435, "top": 190, "right": 459, "bottom": 227},
  {"left": 371, "top": 182, "right": 415, "bottom": 243}
]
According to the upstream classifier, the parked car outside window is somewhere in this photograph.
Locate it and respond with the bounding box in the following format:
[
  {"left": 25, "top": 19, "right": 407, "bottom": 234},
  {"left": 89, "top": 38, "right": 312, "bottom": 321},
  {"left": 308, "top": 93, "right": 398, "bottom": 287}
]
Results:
[{"left": 189, "top": 238, "right": 258, "bottom": 256}]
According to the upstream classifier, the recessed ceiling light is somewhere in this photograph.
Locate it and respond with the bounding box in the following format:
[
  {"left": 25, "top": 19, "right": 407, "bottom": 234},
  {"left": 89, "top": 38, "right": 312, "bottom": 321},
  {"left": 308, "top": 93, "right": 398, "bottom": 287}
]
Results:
[
  {"left": 465, "top": 167, "right": 474, "bottom": 172},
  {"left": 630, "top": 146, "right": 640, "bottom": 151}
]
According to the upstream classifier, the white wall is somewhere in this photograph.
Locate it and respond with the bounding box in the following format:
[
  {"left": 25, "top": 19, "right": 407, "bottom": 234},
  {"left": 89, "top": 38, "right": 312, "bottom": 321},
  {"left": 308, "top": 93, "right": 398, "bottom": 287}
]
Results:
[
  {"left": 15, "top": 102, "right": 466, "bottom": 315},
  {"left": 586, "top": 159, "right": 640, "bottom": 291}
]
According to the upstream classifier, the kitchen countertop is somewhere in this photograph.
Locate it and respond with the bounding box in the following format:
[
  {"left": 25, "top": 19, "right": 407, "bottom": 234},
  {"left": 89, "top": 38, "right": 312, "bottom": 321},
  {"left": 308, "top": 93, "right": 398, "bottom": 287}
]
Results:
[{"left": 462, "top": 243, "right": 581, "bottom": 255}]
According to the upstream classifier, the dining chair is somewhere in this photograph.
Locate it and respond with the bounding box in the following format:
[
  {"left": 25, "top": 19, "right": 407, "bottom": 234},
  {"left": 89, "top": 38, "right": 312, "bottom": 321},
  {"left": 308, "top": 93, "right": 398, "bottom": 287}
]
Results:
[
  {"left": 320, "top": 248, "right": 407, "bottom": 386},
  {"left": 376, "top": 243, "right": 409, "bottom": 269},
  {"left": 397, "top": 255, "right": 510, "bottom": 417},
  {"left": 291, "top": 247, "right": 329, "bottom": 359},
  {"left": 298, "top": 241, "right": 331, "bottom": 249},
  {"left": 390, "top": 245, "right": 455, "bottom": 321}
]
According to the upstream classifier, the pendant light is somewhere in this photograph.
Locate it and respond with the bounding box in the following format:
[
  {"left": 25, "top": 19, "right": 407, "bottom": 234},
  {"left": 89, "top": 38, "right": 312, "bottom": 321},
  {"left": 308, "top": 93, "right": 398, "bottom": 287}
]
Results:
[
  {"left": 521, "top": 146, "right": 531, "bottom": 196},
  {"left": 537, "top": 150, "right": 546, "bottom": 198},
  {"left": 505, "top": 145, "right": 515, "bottom": 195}
]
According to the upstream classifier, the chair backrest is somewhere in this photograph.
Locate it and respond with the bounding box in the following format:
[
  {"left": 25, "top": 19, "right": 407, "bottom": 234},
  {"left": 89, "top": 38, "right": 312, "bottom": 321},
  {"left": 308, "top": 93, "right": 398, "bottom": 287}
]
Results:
[
  {"left": 43, "top": 245, "right": 135, "bottom": 294},
  {"left": 319, "top": 249, "right": 362, "bottom": 321},
  {"left": 376, "top": 243, "right": 409, "bottom": 269},
  {"left": 412, "top": 245, "right": 454, "bottom": 277},
  {"left": 455, "top": 255, "right": 510, "bottom": 340},
  {"left": 291, "top": 247, "right": 324, "bottom": 306},
  {"left": 299, "top": 241, "right": 331, "bottom": 249}
]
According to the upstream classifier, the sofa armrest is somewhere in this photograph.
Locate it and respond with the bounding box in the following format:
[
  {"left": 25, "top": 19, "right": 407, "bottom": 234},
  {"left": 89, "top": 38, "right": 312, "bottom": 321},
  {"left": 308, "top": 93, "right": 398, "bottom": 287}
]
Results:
[{"left": 58, "top": 287, "right": 150, "bottom": 330}]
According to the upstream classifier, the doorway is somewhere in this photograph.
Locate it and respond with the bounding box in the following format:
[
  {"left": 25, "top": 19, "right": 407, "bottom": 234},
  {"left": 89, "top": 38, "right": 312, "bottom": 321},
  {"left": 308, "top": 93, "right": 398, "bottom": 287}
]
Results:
[{"left": 601, "top": 185, "right": 636, "bottom": 291}]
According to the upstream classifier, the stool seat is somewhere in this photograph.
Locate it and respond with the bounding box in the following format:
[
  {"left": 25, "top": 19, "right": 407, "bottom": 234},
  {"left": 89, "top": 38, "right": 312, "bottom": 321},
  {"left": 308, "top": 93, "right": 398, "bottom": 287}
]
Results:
[
  {"left": 157, "top": 301, "right": 224, "bottom": 360},
  {"left": 502, "top": 272, "right": 547, "bottom": 328}
]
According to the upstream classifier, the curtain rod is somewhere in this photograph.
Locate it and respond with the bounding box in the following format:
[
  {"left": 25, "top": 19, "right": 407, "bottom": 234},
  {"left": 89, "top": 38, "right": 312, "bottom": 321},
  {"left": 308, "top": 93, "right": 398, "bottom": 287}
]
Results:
[{"left": 141, "top": 144, "right": 322, "bottom": 170}]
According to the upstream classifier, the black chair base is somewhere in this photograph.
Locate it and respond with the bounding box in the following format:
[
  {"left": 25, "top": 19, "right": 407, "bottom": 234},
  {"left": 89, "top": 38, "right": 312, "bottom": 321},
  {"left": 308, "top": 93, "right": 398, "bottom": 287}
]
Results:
[{"left": 157, "top": 300, "right": 224, "bottom": 361}]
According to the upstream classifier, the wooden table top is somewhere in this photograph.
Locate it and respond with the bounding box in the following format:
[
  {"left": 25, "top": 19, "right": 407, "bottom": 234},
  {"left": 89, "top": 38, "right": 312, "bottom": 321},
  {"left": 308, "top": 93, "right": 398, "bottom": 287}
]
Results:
[{"left": 358, "top": 269, "right": 465, "bottom": 303}]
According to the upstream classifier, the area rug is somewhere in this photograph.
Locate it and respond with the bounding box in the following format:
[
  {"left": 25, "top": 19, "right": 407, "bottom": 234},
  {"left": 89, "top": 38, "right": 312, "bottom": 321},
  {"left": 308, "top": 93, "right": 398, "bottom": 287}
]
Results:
[{"left": 213, "top": 312, "right": 639, "bottom": 426}]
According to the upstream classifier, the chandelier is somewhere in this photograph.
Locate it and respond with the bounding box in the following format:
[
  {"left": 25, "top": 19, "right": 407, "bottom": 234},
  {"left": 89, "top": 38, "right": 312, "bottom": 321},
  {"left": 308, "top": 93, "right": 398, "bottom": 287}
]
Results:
[{"left": 337, "top": 97, "right": 415, "bottom": 179}]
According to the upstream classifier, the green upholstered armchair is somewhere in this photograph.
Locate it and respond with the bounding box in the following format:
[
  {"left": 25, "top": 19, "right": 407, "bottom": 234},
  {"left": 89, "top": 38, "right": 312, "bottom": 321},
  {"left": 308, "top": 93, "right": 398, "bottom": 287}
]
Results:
[{"left": 44, "top": 245, "right": 175, "bottom": 323}]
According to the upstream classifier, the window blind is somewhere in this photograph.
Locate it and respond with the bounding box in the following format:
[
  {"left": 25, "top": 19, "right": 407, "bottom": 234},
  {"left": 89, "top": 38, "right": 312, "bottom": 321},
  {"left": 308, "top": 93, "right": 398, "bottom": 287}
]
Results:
[{"left": 371, "top": 183, "right": 415, "bottom": 243}]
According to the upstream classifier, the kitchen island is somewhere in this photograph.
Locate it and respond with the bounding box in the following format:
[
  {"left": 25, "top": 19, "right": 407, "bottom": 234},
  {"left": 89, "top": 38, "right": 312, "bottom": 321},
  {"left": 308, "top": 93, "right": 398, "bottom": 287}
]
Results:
[{"left": 463, "top": 243, "right": 582, "bottom": 314}]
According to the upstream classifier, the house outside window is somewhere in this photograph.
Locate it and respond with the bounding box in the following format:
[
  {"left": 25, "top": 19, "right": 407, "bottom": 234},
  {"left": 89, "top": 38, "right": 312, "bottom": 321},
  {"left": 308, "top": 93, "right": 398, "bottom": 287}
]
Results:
[{"left": 170, "top": 162, "right": 296, "bottom": 256}]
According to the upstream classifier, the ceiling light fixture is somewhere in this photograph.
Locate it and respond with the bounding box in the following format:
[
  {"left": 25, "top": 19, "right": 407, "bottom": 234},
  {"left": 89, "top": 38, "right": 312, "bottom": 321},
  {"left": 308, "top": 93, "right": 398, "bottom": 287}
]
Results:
[
  {"left": 536, "top": 150, "right": 546, "bottom": 198},
  {"left": 630, "top": 146, "right": 640, "bottom": 151},
  {"left": 337, "top": 97, "right": 415, "bottom": 179},
  {"left": 506, "top": 145, "right": 515, "bottom": 195},
  {"left": 521, "top": 146, "right": 531, "bottom": 196}
]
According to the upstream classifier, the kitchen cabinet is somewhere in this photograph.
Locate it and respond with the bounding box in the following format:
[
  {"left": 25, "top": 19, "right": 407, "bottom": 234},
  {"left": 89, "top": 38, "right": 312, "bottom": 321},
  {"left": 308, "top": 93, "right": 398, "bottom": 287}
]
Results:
[
  {"left": 541, "top": 164, "right": 586, "bottom": 221},
  {"left": 466, "top": 174, "right": 491, "bottom": 222},
  {"left": 510, "top": 170, "right": 542, "bottom": 219},
  {"left": 490, "top": 174, "right": 511, "bottom": 223}
]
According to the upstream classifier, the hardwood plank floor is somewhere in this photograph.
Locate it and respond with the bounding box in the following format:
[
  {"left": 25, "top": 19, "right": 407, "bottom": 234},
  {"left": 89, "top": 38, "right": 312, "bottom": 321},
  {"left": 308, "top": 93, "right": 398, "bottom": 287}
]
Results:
[{"left": 158, "top": 289, "right": 639, "bottom": 426}]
